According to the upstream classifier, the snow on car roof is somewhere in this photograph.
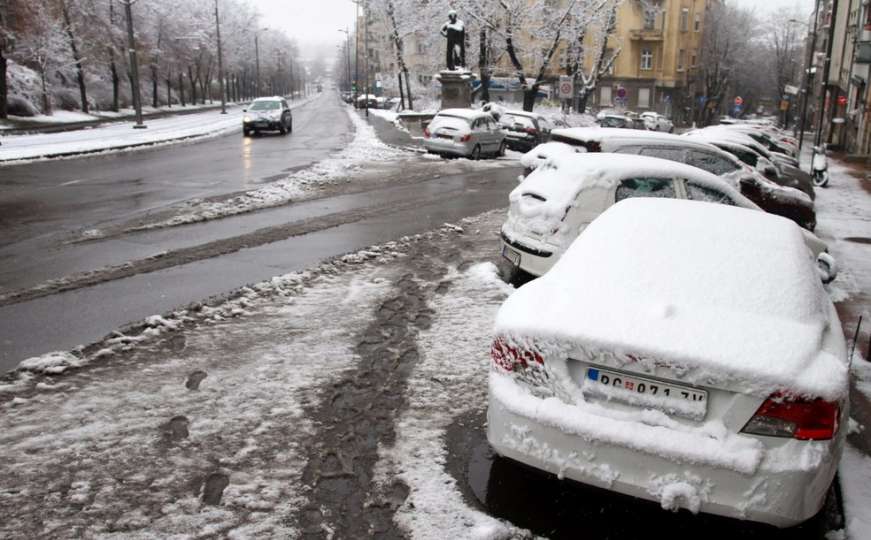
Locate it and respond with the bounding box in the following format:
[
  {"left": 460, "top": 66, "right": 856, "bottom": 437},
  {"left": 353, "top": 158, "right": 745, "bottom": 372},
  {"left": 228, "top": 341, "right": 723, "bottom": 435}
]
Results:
[
  {"left": 519, "top": 142, "right": 583, "bottom": 169},
  {"left": 436, "top": 108, "right": 489, "bottom": 120},
  {"left": 496, "top": 198, "right": 847, "bottom": 400},
  {"left": 552, "top": 127, "right": 699, "bottom": 145}
]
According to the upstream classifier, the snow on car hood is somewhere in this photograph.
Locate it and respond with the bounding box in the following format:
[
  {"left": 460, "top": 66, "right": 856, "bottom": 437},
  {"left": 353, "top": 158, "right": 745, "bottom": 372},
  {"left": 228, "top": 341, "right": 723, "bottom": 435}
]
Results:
[
  {"left": 519, "top": 142, "right": 583, "bottom": 170},
  {"left": 496, "top": 198, "right": 848, "bottom": 401}
]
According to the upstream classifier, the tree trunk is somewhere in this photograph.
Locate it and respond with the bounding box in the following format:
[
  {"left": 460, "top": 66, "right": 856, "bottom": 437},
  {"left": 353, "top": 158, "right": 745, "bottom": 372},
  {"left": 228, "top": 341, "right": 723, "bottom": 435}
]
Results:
[
  {"left": 479, "top": 28, "right": 490, "bottom": 103},
  {"left": 60, "top": 0, "right": 89, "bottom": 113},
  {"left": 110, "top": 57, "right": 120, "bottom": 112},
  {"left": 397, "top": 72, "right": 405, "bottom": 110},
  {"left": 166, "top": 69, "right": 172, "bottom": 108},
  {"left": 152, "top": 65, "right": 159, "bottom": 108},
  {"left": 188, "top": 66, "right": 197, "bottom": 105},
  {"left": 40, "top": 68, "right": 52, "bottom": 115},
  {"left": 0, "top": 48, "right": 7, "bottom": 119},
  {"left": 178, "top": 71, "right": 186, "bottom": 107}
]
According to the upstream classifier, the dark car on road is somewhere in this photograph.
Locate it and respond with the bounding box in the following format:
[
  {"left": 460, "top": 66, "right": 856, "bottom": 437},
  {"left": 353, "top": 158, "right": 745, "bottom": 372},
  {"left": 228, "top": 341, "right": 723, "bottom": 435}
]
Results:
[
  {"left": 243, "top": 97, "right": 293, "bottom": 136},
  {"left": 500, "top": 110, "right": 554, "bottom": 152}
]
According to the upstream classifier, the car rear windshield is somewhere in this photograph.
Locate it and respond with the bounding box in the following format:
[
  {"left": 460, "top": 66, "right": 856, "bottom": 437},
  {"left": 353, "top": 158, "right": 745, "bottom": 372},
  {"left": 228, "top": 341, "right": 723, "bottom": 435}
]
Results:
[
  {"left": 249, "top": 101, "right": 281, "bottom": 111},
  {"left": 502, "top": 114, "right": 536, "bottom": 129},
  {"left": 429, "top": 115, "right": 471, "bottom": 131}
]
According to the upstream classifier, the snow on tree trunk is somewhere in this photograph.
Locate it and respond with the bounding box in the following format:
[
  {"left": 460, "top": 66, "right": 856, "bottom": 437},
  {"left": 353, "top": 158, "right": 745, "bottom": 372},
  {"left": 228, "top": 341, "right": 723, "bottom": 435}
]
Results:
[{"left": 59, "top": 0, "right": 88, "bottom": 113}]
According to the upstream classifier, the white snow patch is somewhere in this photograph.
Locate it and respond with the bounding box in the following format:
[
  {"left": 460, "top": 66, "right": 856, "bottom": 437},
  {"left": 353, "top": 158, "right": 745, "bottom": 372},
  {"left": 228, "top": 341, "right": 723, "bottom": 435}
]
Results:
[
  {"left": 17, "top": 351, "right": 83, "bottom": 375},
  {"left": 647, "top": 473, "right": 713, "bottom": 514},
  {"left": 839, "top": 444, "right": 871, "bottom": 540}
]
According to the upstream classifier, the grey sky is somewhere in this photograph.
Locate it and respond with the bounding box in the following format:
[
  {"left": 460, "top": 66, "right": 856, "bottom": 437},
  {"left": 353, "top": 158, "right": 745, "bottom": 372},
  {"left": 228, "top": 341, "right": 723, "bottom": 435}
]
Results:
[
  {"left": 251, "top": 0, "right": 358, "bottom": 57},
  {"left": 730, "top": 0, "right": 815, "bottom": 16}
]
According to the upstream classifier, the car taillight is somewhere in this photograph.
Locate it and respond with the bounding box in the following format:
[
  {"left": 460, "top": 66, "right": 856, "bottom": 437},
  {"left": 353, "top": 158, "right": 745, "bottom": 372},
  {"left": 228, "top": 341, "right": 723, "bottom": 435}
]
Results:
[
  {"left": 491, "top": 338, "right": 543, "bottom": 372},
  {"left": 423, "top": 127, "right": 431, "bottom": 138},
  {"left": 459, "top": 134, "right": 472, "bottom": 142},
  {"left": 742, "top": 393, "right": 839, "bottom": 440},
  {"left": 525, "top": 128, "right": 538, "bottom": 135}
]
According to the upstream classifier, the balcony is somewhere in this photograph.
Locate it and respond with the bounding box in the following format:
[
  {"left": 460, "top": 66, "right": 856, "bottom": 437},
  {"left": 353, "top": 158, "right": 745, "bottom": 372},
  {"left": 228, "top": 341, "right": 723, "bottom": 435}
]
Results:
[{"left": 630, "top": 29, "right": 664, "bottom": 41}]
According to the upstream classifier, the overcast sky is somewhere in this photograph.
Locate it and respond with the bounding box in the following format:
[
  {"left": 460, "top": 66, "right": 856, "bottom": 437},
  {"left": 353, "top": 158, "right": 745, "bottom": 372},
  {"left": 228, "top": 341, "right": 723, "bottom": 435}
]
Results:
[{"left": 251, "top": 0, "right": 818, "bottom": 58}]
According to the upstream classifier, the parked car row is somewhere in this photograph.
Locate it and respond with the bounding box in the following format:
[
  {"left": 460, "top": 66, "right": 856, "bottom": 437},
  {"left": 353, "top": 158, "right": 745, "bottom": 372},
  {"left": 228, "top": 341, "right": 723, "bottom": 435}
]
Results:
[
  {"left": 487, "top": 117, "right": 845, "bottom": 532},
  {"left": 596, "top": 109, "right": 674, "bottom": 132}
]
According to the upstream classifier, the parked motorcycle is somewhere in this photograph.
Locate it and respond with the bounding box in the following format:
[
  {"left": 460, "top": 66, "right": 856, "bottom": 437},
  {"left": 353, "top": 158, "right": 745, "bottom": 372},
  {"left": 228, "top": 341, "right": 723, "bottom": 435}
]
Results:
[{"left": 812, "top": 144, "right": 830, "bottom": 188}]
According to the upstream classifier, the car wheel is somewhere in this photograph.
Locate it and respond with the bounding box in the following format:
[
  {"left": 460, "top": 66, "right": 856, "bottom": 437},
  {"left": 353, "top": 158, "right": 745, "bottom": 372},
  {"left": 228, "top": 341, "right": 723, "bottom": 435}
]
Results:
[
  {"left": 279, "top": 123, "right": 287, "bottom": 135},
  {"left": 288, "top": 120, "right": 293, "bottom": 134},
  {"left": 498, "top": 141, "right": 507, "bottom": 157},
  {"left": 243, "top": 128, "right": 250, "bottom": 137},
  {"left": 471, "top": 145, "right": 481, "bottom": 161}
]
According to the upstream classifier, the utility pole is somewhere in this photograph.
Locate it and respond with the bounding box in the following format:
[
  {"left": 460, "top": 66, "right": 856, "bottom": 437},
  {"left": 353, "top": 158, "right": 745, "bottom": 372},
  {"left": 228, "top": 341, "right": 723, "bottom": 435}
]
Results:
[
  {"left": 364, "top": 0, "right": 369, "bottom": 118},
  {"left": 795, "top": 2, "right": 820, "bottom": 154},
  {"left": 120, "top": 0, "right": 146, "bottom": 128},
  {"left": 814, "top": 0, "right": 840, "bottom": 150},
  {"left": 255, "top": 34, "right": 260, "bottom": 97},
  {"left": 214, "top": 0, "right": 226, "bottom": 113},
  {"left": 338, "top": 28, "right": 352, "bottom": 92},
  {"left": 354, "top": 2, "right": 360, "bottom": 106}
]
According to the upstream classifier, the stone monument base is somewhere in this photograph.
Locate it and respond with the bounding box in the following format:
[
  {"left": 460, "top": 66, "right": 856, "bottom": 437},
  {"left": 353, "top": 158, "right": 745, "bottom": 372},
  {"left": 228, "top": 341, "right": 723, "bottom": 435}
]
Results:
[{"left": 436, "top": 70, "right": 474, "bottom": 110}]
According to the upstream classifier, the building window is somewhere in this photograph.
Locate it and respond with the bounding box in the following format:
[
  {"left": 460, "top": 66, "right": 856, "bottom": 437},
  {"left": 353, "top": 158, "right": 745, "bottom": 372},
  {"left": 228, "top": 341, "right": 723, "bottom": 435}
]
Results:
[
  {"left": 638, "top": 88, "right": 651, "bottom": 109},
  {"left": 605, "top": 48, "right": 615, "bottom": 74},
  {"left": 691, "top": 50, "right": 697, "bottom": 67},
  {"left": 678, "top": 49, "right": 685, "bottom": 71},
  {"left": 600, "top": 86, "right": 612, "bottom": 106},
  {"left": 643, "top": 10, "right": 656, "bottom": 30},
  {"left": 680, "top": 8, "right": 689, "bottom": 32},
  {"left": 694, "top": 14, "right": 702, "bottom": 32},
  {"left": 641, "top": 49, "right": 653, "bottom": 70}
]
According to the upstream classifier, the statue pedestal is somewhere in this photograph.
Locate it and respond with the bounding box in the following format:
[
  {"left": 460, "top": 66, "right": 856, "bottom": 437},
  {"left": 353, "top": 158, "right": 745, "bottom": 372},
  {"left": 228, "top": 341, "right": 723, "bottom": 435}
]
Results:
[{"left": 436, "top": 70, "right": 473, "bottom": 110}]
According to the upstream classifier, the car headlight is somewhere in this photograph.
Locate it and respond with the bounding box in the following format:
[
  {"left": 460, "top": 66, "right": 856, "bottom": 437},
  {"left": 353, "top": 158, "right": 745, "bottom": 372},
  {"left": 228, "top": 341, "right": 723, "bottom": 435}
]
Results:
[{"left": 243, "top": 116, "right": 252, "bottom": 123}]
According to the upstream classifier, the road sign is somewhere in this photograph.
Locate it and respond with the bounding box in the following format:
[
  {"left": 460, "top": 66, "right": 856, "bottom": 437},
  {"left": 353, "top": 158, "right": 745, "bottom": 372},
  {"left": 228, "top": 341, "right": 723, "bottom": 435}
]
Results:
[
  {"left": 734, "top": 96, "right": 744, "bottom": 106},
  {"left": 558, "top": 77, "right": 574, "bottom": 99},
  {"left": 616, "top": 85, "right": 627, "bottom": 99},
  {"left": 838, "top": 95, "right": 848, "bottom": 106},
  {"left": 784, "top": 84, "right": 800, "bottom": 96}
]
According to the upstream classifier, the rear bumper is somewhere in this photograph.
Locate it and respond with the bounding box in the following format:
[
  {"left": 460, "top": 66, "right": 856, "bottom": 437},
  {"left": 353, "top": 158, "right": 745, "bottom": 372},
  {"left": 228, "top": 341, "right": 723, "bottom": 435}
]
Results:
[
  {"left": 500, "top": 234, "right": 556, "bottom": 277},
  {"left": 244, "top": 120, "right": 283, "bottom": 131},
  {"left": 423, "top": 138, "right": 473, "bottom": 157},
  {"left": 505, "top": 135, "right": 537, "bottom": 152},
  {"left": 487, "top": 375, "right": 838, "bottom": 528}
]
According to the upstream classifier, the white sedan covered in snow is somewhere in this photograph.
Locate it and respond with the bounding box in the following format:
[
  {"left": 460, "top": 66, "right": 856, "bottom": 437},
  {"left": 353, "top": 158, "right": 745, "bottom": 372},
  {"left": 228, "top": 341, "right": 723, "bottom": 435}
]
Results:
[
  {"left": 488, "top": 198, "right": 849, "bottom": 527},
  {"left": 500, "top": 153, "right": 836, "bottom": 283}
]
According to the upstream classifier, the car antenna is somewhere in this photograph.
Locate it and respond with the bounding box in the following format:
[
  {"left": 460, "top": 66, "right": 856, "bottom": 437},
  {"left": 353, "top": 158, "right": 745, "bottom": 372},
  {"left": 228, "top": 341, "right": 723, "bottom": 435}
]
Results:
[{"left": 848, "top": 314, "right": 864, "bottom": 369}]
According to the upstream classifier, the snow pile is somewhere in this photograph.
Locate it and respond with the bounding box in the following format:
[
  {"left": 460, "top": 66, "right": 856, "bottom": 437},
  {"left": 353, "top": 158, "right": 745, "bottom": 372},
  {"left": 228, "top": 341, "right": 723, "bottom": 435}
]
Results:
[
  {"left": 518, "top": 141, "right": 584, "bottom": 170},
  {"left": 130, "top": 105, "right": 408, "bottom": 231},
  {"left": 372, "top": 255, "right": 524, "bottom": 538},
  {"left": 17, "top": 351, "right": 83, "bottom": 375},
  {"left": 498, "top": 197, "right": 848, "bottom": 401},
  {"left": 647, "top": 473, "right": 713, "bottom": 514},
  {"left": 839, "top": 444, "right": 871, "bottom": 539}
]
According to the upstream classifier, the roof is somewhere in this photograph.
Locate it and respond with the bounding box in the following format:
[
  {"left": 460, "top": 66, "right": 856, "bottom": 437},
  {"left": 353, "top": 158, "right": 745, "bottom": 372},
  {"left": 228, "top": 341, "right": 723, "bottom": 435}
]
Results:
[
  {"left": 436, "top": 108, "right": 489, "bottom": 120},
  {"left": 551, "top": 127, "right": 704, "bottom": 144},
  {"left": 251, "top": 96, "right": 283, "bottom": 101},
  {"left": 496, "top": 198, "right": 847, "bottom": 400},
  {"left": 502, "top": 110, "right": 543, "bottom": 119}
]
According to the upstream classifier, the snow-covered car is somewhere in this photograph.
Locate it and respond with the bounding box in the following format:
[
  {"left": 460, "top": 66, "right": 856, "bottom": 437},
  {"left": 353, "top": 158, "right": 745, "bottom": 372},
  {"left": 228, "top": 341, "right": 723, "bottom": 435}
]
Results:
[
  {"left": 500, "top": 153, "right": 836, "bottom": 283},
  {"left": 489, "top": 197, "right": 848, "bottom": 528},
  {"left": 242, "top": 97, "right": 293, "bottom": 136},
  {"left": 684, "top": 129, "right": 814, "bottom": 199},
  {"left": 718, "top": 124, "right": 797, "bottom": 158},
  {"left": 500, "top": 110, "right": 554, "bottom": 152},
  {"left": 423, "top": 109, "right": 507, "bottom": 160},
  {"left": 542, "top": 127, "right": 817, "bottom": 231},
  {"left": 519, "top": 141, "right": 585, "bottom": 175},
  {"left": 595, "top": 114, "right": 641, "bottom": 129},
  {"left": 640, "top": 111, "right": 674, "bottom": 132}
]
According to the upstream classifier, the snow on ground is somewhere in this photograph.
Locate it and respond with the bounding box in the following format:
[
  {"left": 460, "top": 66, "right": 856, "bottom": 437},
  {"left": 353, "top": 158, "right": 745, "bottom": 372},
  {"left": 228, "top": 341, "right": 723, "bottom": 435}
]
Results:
[
  {"left": 0, "top": 245, "right": 408, "bottom": 537},
  {"left": 839, "top": 444, "right": 871, "bottom": 539},
  {"left": 372, "top": 215, "right": 524, "bottom": 538},
  {"left": 0, "top": 95, "right": 320, "bottom": 164},
  {"left": 368, "top": 108, "right": 399, "bottom": 123},
  {"left": 126, "top": 104, "right": 410, "bottom": 231}
]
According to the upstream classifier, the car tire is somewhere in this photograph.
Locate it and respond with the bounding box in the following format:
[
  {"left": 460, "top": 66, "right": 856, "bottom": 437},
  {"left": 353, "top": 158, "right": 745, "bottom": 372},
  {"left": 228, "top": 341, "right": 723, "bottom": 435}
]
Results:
[
  {"left": 279, "top": 123, "right": 287, "bottom": 135},
  {"left": 498, "top": 141, "right": 507, "bottom": 157},
  {"left": 243, "top": 128, "right": 250, "bottom": 137},
  {"left": 471, "top": 145, "right": 482, "bottom": 161},
  {"left": 288, "top": 120, "right": 293, "bottom": 134}
]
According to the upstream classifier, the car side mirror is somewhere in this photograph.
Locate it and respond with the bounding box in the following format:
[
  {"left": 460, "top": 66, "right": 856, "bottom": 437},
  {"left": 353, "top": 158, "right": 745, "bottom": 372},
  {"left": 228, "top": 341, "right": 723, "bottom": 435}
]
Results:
[{"left": 817, "top": 252, "right": 838, "bottom": 284}]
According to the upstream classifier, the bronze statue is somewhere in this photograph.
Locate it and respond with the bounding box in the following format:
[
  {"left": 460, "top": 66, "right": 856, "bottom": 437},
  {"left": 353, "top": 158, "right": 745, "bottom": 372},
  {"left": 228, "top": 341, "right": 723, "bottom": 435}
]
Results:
[{"left": 440, "top": 9, "right": 466, "bottom": 71}]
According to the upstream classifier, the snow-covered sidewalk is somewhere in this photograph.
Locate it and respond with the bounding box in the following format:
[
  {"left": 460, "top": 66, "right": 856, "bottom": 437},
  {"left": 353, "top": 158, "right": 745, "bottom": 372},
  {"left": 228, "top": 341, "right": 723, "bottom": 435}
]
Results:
[{"left": 0, "top": 95, "right": 321, "bottom": 164}]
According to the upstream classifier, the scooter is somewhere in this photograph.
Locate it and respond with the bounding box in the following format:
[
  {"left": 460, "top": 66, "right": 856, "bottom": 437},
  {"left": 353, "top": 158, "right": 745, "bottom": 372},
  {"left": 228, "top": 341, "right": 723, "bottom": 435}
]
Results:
[{"left": 812, "top": 144, "right": 830, "bottom": 188}]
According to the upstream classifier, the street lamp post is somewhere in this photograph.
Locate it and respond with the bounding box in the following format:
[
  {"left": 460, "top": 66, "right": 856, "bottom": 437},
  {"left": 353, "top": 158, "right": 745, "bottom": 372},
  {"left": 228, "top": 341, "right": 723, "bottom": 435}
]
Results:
[
  {"left": 338, "top": 28, "right": 352, "bottom": 92},
  {"left": 814, "top": 0, "right": 840, "bottom": 151},
  {"left": 363, "top": 0, "right": 369, "bottom": 118},
  {"left": 214, "top": 0, "right": 227, "bottom": 114},
  {"left": 255, "top": 34, "right": 261, "bottom": 97},
  {"left": 120, "top": 0, "right": 146, "bottom": 129}
]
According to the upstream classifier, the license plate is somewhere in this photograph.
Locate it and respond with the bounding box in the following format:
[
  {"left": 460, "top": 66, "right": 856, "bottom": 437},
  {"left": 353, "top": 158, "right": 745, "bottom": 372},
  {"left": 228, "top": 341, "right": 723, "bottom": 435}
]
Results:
[
  {"left": 502, "top": 245, "right": 520, "bottom": 266},
  {"left": 584, "top": 367, "right": 707, "bottom": 418}
]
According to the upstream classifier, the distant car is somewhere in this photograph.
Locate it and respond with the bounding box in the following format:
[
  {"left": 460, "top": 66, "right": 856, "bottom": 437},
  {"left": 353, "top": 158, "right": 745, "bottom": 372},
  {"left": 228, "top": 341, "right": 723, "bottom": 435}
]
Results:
[
  {"left": 490, "top": 196, "right": 848, "bottom": 528},
  {"left": 243, "top": 97, "right": 292, "bottom": 136},
  {"left": 542, "top": 127, "right": 817, "bottom": 231},
  {"left": 500, "top": 110, "right": 554, "bottom": 152},
  {"left": 595, "top": 114, "right": 636, "bottom": 129},
  {"left": 640, "top": 111, "right": 674, "bottom": 132},
  {"left": 423, "top": 109, "right": 507, "bottom": 159},
  {"left": 500, "top": 152, "right": 835, "bottom": 283},
  {"left": 355, "top": 94, "right": 378, "bottom": 109}
]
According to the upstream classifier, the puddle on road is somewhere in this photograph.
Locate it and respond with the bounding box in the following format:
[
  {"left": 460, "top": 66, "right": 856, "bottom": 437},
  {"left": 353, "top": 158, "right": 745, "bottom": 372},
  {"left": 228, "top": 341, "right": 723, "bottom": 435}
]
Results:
[{"left": 445, "top": 409, "right": 841, "bottom": 540}]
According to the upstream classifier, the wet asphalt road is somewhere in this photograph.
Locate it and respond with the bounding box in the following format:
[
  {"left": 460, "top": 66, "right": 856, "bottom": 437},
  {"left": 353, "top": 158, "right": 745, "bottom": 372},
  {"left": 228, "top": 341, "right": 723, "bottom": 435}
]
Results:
[
  {"left": 0, "top": 95, "right": 520, "bottom": 371},
  {"left": 0, "top": 93, "right": 348, "bottom": 249}
]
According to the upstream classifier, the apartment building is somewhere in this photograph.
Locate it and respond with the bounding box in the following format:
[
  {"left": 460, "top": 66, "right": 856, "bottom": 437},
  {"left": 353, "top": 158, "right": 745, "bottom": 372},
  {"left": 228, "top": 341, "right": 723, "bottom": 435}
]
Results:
[{"left": 589, "top": 0, "right": 707, "bottom": 121}]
